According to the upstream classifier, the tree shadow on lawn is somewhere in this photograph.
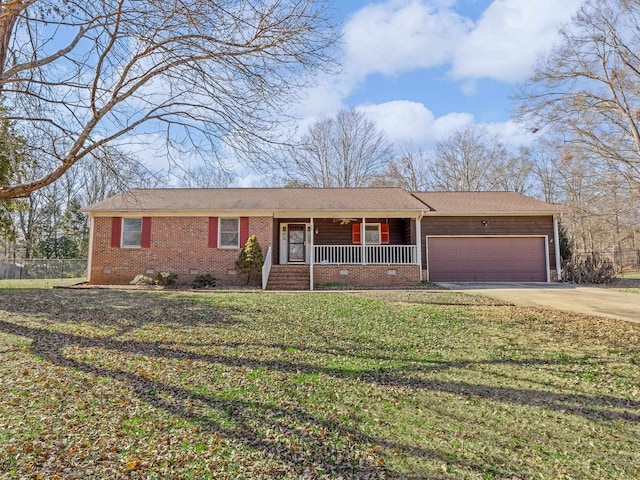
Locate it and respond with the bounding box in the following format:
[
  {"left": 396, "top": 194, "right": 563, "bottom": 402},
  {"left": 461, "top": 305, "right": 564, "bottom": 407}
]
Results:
[
  {"left": 1, "top": 292, "right": 639, "bottom": 476},
  {"left": 0, "top": 291, "right": 636, "bottom": 425},
  {"left": 0, "top": 289, "right": 240, "bottom": 336},
  {"left": 0, "top": 319, "right": 512, "bottom": 479},
  {"left": 1, "top": 319, "right": 639, "bottom": 419}
]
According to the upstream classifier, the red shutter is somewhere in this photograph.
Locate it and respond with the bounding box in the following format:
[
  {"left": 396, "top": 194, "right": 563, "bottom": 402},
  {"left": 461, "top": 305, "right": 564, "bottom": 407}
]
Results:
[
  {"left": 381, "top": 223, "right": 390, "bottom": 244},
  {"left": 141, "top": 217, "right": 152, "bottom": 248},
  {"left": 111, "top": 217, "right": 122, "bottom": 248},
  {"left": 239, "top": 217, "right": 250, "bottom": 247},
  {"left": 208, "top": 217, "right": 218, "bottom": 248},
  {"left": 352, "top": 223, "right": 361, "bottom": 244}
]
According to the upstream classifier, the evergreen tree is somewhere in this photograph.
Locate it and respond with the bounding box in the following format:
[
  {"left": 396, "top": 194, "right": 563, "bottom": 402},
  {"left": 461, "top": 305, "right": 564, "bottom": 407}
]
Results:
[{"left": 235, "top": 235, "right": 264, "bottom": 286}]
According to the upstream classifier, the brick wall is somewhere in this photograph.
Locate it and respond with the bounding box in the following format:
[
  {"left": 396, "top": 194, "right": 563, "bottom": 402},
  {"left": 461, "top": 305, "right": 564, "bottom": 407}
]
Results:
[
  {"left": 90, "top": 216, "right": 272, "bottom": 285},
  {"left": 313, "top": 264, "right": 421, "bottom": 288}
]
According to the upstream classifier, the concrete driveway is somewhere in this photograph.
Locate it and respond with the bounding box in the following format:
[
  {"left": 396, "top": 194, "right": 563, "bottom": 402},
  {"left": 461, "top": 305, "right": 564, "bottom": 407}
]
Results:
[{"left": 437, "top": 282, "right": 640, "bottom": 323}]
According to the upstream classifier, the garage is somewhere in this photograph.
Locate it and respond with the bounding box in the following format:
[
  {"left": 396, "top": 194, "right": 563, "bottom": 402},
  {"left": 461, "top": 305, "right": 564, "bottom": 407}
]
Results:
[{"left": 427, "top": 236, "right": 549, "bottom": 282}]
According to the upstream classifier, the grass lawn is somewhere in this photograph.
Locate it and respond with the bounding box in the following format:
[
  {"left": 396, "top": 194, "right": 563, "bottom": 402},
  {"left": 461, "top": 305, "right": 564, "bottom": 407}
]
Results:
[
  {"left": 1, "top": 289, "right": 639, "bottom": 479},
  {"left": 0, "top": 278, "right": 86, "bottom": 289},
  {"left": 613, "top": 272, "right": 640, "bottom": 294}
]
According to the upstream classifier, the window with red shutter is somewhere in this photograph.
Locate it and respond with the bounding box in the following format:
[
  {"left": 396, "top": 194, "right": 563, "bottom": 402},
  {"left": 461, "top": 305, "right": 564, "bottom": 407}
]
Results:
[
  {"left": 208, "top": 217, "right": 218, "bottom": 248},
  {"left": 381, "top": 223, "right": 390, "bottom": 244},
  {"left": 141, "top": 217, "right": 152, "bottom": 248},
  {"left": 121, "top": 218, "right": 143, "bottom": 248},
  {"left": 111, "top": 217, "right": 122, "bottom": 248},
  {"left": 352, "top": 223, "right": 361, "bottom": 244},
  {"left": 219, "top": 218, "right": 239, "bottom": 248},
  {"left": 239, "top": 217, "right": 249, "bottom": 247}
]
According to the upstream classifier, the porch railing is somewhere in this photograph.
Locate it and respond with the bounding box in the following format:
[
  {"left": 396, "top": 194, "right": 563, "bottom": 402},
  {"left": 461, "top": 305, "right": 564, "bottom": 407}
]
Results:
[
  {"left": 262, "top": 246, "right": 272, "bottom": 290},
  {"left": 314, "top": 245, "right": 416, "bottom": 265}
]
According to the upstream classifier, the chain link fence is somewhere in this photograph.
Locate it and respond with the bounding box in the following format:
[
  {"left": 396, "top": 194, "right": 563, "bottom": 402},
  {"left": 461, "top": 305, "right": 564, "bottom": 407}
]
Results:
[{"left": 0, "top": 259, "right": 87, "bottom": 280}]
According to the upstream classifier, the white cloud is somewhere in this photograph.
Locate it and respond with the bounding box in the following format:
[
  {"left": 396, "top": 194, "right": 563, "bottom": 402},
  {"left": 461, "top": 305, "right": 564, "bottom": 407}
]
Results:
[
  {"left": 357, "top": 100, "right": 539, "bottom": 151},
  {"left": 481, "top": 119, "right": 536, "bottom": 147},
  {"left": 451, "top": 0, "right": 584, "bottom": 82},
  {"left": 432, "top": 111, "right": 474, "bottom": 140},
  {"left": 343, "top": 0, "right": 470, "bottom": 79},
  {"left": 357, "top": 100, "right": 473, "bottom": 147},
  {"left": 342, "top": 0, "right": 584, "bottom": 85}
]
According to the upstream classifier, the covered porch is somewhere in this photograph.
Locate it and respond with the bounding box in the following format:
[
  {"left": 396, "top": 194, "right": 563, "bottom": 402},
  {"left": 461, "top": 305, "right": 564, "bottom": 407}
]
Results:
[{"left": 263, "top": 215, "right": 423, "bottom": 290}]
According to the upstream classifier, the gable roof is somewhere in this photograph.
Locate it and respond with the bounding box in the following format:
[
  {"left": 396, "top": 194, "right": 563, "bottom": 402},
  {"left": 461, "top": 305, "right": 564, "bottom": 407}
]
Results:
[
  {"left": 411, "top": 191, "right": 561, "bottom": 214},
  {"left": 81, "top": 187, "right": 426, "bottom": 213}
]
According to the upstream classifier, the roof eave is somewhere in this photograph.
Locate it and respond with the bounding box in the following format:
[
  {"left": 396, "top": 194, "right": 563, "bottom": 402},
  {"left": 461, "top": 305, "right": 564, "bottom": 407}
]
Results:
[{"left": 425, "top": 210, "right": 562, "bottom": 216}]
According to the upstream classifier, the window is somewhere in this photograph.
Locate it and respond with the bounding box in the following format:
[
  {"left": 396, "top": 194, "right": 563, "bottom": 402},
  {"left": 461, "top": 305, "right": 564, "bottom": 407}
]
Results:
[
  {"left": 219, "top": 218, "right": 239, "bottom": 248},
  {"left": 122, "top": 218, "right": 142, "bottom": 248},
  {"left": 364, "top": 224, "right": 381, "bottom": 244}
]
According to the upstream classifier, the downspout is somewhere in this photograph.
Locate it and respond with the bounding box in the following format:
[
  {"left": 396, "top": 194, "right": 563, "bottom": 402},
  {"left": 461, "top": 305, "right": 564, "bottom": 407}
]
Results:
[
  {"left": 416, "top": 211, "right": 424, "bottom": 281},
  {"left": 86, "top": 216, "right": 95, "bottom": 283},
  {"left": 553, "top": 215, "right": 562, "bottom": 282},
  {"left": 310, "top": 217, "right": 314, "bottom": 291}
]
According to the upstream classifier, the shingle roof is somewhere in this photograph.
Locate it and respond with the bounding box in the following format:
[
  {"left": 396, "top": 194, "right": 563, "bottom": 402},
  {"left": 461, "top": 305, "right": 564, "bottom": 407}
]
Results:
[
  {"left": 81, "top": 188, "right": 561, "bottom": 215},
  {"left": 81, "top": 187, "right": 426, "bottom": 213},
  {"left": 411, "top": 191, "right": 561, "bottom": 214}
]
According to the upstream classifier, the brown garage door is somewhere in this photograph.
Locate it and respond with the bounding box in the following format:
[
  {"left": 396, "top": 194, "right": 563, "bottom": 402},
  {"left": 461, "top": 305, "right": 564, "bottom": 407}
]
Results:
[{"left": 427, "top": 237, "right": 547, "bottom": 282}]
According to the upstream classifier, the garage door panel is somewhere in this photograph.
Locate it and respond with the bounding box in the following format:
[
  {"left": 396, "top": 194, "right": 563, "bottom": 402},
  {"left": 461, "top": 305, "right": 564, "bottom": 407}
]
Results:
[{"left": 428, "top": 237, "right": 547, "bottom": 282}]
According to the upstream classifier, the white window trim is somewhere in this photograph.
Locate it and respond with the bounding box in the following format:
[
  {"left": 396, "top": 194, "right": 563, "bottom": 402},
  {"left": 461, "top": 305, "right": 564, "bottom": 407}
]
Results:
[
  {"left": 364, "top": 223, "right": 382, "bottom": 245},
  {"left": 219, "top": 217, "right": 240, "bottom": 249},
  {"left": 121, "top": 217, "right": 142, "bottom": 249}
]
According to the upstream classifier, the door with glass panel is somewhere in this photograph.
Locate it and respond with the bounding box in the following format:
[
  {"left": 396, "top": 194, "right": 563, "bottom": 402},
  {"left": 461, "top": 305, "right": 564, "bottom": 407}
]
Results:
[{"left": 287, "top": 224, "right": 306, "bottom": 262}]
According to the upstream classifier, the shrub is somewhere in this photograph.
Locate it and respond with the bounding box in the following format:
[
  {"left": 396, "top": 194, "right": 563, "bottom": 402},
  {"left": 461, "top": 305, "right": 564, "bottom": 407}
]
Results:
[
  {"left": 235, "top": 234, "right": 264, "bottom": 286},
  {"left": 154, "top": 271, "right": 178, "bottom": 287},
  {"left": 130, "top": 274, "right": 154, "bottom": 286},
  {"left": 191, "top": 273, "right": 217, "bottom": 289},
  {"left": 563, "top": 252, "right": 617, "bottom": 284}
]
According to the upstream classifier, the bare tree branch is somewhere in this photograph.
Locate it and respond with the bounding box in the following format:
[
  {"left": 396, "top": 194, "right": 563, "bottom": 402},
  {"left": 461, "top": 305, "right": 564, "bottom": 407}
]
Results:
[
  {"left": 0, "top": 0, "right": 337, "bottom": 199},
  {"left": 516, "top": 0, "right": 640, "bottom": 185}
]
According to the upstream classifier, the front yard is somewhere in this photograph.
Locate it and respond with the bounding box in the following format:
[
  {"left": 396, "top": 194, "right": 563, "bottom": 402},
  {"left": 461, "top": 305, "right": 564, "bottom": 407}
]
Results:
[{"left": 1, "top": 289, "right": 639, "bottom": 479}]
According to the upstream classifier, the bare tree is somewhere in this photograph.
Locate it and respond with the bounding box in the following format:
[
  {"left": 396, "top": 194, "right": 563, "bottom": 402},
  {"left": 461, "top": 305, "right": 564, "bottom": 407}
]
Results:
[
  {"left": 11, "top": 147, "right": 163, "bottom": 257},
  {"left": 374, "top": 147, "right": 430, "bottom": 191},
  {"left": 282, "top": 109, "right": 394, "bottom": 187},
  {"left": 0, "top": 0, "right": 336, "bottom": 199},
  {"left": 529, "top": 143, "right": 563, "bottom": 204},
  {"left": 517, "top": 0, "right": 640, "bottom": 184},
  {"left": 429, "top": 125, "right": 506, "bottom": 191},
  {"left": 492, "top": 147, "right": 536, "bottom": 194},
  {"left": 175, "top": 164, "right": 237, "bottom": 188}
]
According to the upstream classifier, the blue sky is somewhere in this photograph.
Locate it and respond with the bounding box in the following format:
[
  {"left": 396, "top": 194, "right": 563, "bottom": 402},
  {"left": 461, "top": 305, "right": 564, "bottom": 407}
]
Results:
[{"left": 291, "top": 0, "right": 585, "bottom": 150}]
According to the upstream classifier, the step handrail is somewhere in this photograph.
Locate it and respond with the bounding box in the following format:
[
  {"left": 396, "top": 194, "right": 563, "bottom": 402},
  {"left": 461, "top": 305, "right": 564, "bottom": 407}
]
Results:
[{"left": 261, "top": 246, "right": 272, "bottom": 290}]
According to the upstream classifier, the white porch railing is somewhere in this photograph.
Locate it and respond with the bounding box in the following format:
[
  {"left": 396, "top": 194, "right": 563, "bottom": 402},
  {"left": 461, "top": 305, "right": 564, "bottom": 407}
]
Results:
[
  {"left": 314, "top": 245, "right": 417, "bottom": 265},
  {"left": 262, "top": 246, "right": 272, "bottom": 290}
]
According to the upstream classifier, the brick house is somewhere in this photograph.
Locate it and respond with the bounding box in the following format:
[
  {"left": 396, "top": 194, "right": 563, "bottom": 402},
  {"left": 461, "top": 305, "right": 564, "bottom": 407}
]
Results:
[{"left": 81, "top": 188, "right": 562, "bottom": 289}]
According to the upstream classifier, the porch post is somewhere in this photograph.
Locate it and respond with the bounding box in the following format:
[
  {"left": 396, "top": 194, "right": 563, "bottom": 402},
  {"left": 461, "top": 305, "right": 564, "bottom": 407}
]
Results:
[
  {"left": 361, "top": 217, "right": 366, "bottom": 265},
  {"left": 310, "top": 217, "right": 314, "bottom": 290},
  {"left": 416, "top": 214, "right": 423, "bottom": 281}
]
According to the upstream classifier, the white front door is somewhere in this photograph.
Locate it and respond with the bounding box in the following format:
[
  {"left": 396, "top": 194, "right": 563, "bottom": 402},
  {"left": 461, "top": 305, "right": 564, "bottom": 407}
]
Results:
[{"left": 279, "top": 223, "right": 311, "bottom": 264}]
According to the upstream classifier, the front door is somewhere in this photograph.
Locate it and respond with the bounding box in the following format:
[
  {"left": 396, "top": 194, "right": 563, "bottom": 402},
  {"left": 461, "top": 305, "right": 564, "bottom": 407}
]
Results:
[{"left": 288, "top": 224, "right": 306, "bottom": 262}]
